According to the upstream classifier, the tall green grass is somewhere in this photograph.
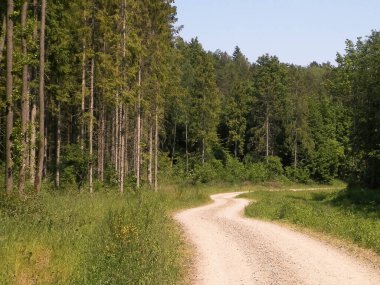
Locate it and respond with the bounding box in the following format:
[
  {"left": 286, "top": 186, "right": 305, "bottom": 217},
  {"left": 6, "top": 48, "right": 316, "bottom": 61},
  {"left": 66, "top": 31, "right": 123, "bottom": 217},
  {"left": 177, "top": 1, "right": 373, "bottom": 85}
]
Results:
[
  {"left": 241, "top": 186, "right": 380, "bottom": 253},
  {"left": 0, "top": 186, "right": 208, "bottom": 285}
]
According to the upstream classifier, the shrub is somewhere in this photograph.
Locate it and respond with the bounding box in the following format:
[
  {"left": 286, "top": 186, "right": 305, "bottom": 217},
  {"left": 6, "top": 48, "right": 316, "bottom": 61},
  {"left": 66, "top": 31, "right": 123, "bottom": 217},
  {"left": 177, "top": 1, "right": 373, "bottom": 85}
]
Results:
[
  {"left": 192, "top": 160, "right": 223, "bottom": 184},
  {"left": 245, "top": 162, "right": 269, "bottom": 183},
  {"left": 223, "top": 156, "right": 246, "bottom": 183},
  {"left": 266, "top": 156, "right": 284, "bottom": 179},
  {"left": 61, "top": 144, "right": 90, "bottom": 189},
  {"left": 285, "top": 166, "right": 311, "bottom": 184}
]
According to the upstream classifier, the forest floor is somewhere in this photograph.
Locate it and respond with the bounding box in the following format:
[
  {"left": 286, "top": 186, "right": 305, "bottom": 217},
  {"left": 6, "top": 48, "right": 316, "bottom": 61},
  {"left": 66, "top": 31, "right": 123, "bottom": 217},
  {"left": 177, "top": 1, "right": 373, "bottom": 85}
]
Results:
[{"left": 175, "top": 191, "right": 380, "bottom": 285}]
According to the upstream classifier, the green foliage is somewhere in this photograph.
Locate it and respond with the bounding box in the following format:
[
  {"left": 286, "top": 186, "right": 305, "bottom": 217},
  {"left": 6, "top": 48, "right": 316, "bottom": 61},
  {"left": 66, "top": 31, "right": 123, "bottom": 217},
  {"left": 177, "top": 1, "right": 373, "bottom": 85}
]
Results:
[
  {"left": 192, "top": 159, "right": 223, "bottom": 184},
  {"left": 285, "top": 166, "right": 311, "bottom": 184},
  {"left": 245, "top": 162, "right": 269, "bottom": 183},
  {"left": 309, "top": 139, "right": 344, "bottom": 183},
  {"left": 222, "top": 155, "right": 246, "bottom": 183},
  {"left": 61, "top": 144, "right": 90, "bottom": 189}
]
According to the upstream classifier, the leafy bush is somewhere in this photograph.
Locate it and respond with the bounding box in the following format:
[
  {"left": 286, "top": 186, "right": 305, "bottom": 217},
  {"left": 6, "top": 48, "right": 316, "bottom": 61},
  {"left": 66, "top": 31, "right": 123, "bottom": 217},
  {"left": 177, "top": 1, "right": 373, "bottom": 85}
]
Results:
[
  {"left": 192, "top": 159, "right": 223, "bottom": 184},
  {"left": 266, "top": 156, "right": 284, "bottom": 179},
  {"left": 309, "top": 139, "right": 344, "bottom": 183},
  {"left": 245, "top": 162, "right": 269, "bottom": 183},
  {"left": 222, "top": 155, "right": 246, "bottom": 183},
  {"left": 285, "top": 166, "right": 311, "bottom": 184},
  {"left": 61, "top": 144, "right": 90, "bottom": 189}
]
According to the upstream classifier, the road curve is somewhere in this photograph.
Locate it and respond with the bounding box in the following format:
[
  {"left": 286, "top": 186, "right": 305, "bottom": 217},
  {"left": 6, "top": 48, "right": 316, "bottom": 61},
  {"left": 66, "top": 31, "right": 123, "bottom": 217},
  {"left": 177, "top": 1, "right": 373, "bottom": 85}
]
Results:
[{"left": 175, "top": 192, "right": 380, "bottom": 285}]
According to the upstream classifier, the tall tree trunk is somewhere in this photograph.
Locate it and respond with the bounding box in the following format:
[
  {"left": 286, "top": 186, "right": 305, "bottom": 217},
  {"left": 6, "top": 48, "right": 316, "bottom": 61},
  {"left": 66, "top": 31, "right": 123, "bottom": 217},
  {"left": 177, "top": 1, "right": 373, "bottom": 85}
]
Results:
[
  {"left": 294, "top": 131, "right": 298, "bottom": 168},
  {"left": 136, "top": 65, "right": 141, "bottom": 188},
  {"left": 171, "top": 121, "right": 176, "bottom": 166},
  {"left": 154, "top": 111, "right": 159, "bottom": 192},
  {"left": 5, "top": 0, "right": 14, "bottom": 195},
  {"left": 148, "top": 119, "right": 153, "bottom": 186},
  {"left": 35, "top": 0, "right": 46, "bottom": 193},
  {"left": 98, "top": 102, "right": 105, "bottom": 182},
  {"left": 234, "top": 140, "right": 238, "bottom": 159},
  {"left": 121, "top": 0, "right": 128, "bottom": 178},
  {"left": 202, "top": 138, "right": 205, "bottom": 165},
  {"left": 124, "top": 108, "right": 129, "bottom": 176},
  {"left": 118, "top": 103, "right": 123, "bottom": 183},
  {"left": 0, "top": 16, "right": 6, "bottom": 63},
  {"left": 265, "top": 111, "right": 269, "bottom": 163},
  {"left": 89, "top": 57, "right": 94, "bottom": 193},
  {"left": 44, "top": 127, "right": 48, "bottom": 177},
  {"left": 111, "top": 112, "right": 116, "bottom": 166},
  {"left": 185, "top": 121, "right": 189, "bottom": 172},
  {"left": 29, "top": 0, "right": 38, "bottom": 182},
  {"left": 55, "top": 103, "right": 61, "bottom": 187},
  {"left": 30, "top": 102, "right": 37, "bottom": 183},
  {"left": 19, "top": 0, "right": 29, "bottom": 195},
  {"left": 115, "top": 101, "right": 119, "bottom": 172},
  {"left": 81, "top": 39, "right": 86, "bottom": 150},
  {"left": 119, "top": 105, "right": 125, "bottom": 193}
]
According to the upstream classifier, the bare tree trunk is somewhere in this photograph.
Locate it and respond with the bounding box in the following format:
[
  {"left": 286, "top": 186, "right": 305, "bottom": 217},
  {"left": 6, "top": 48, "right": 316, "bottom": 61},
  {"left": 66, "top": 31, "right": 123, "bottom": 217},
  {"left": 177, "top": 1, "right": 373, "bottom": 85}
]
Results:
[
  {"left": 185, "top": 121, "right": 189, "bottom": 172},
  {"left": 35, "top": 0, "right": 46, "bottom": 193},
  {"left": 118, "top": 103, "right": 122, "bottom": 181},
  {"left": 136, "top": 65, "right": 141, "bottom": 188},
  {"left": 265, "top": 112, "right": 269, "bottom": 163},
  {"left": 122, "top": 0, "right": 128, "bottom": 178},
  {"left": 44, "top": 128, "right": 47, "bottom": 177},
  {"left": 98, "top": 102, "right": 105, "bottom": 182},
  {"left": 0, "top": 16, "right": 6, "bottom": 64},
  {"left": 111, "top": 112, "right": 116, "bottom": 166},
  {"left": 202, "top": 138, "right": 205, "bottom": 165},
  {"left": 119, "top": 105, "right": 125, "bottom": 193},
  {"left": 154, "top": 111, "right": 159, "bottom": 192},
  {"left": 89, "top": 57, "right": 94, "bottom": 193},
  {"left": 124, "top": 108, "right": 129, "bottom": 176},
  {"left": 294, "top": 131, "right": 298, "bottom": 168},
  {"left": 234, "top": 140, "right": 238, "bottom": 159},
  {"left": 148, "top": 119, "right": 153, "bottom": 186},
  {"left": 29, "top": 0, "right": 38, "bottom": 183},
  {"left": 81, "top": 8, "right": 87, "bottom": 151},
  {"left": 115, "top": 102, "right": 119, "bottom": 173},
  {"left": 171, "top": 121, "right": 176, "bottom": 166},
  {"left": 55, "top": 103, "right": 61, "bottom": 187},
  {"left": 5, "top": 0, "right": 14, "bottom": 195},
  {"left": 81, "top": 41, "right": 86, "bottom": 150},
  {"left": 30, "top": 102, "right": 37, "bottom": 183},
  {"left": 19, "top": 0, "right": 29, "bottom": 195}
]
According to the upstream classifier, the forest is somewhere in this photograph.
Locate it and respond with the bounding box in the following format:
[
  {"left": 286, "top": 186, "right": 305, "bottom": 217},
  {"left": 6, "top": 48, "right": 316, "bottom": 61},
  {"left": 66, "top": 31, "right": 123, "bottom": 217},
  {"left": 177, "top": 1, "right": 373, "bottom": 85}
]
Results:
[{"left": 0, "top": 0, "right": 379, "bottom": 194}]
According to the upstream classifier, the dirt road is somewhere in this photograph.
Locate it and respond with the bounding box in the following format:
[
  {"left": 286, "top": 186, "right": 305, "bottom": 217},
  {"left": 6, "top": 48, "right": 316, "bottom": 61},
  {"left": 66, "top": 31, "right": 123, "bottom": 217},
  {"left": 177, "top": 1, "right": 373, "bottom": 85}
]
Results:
[{"left": 175, "top": 192, "right": 380, "bottom": 285}]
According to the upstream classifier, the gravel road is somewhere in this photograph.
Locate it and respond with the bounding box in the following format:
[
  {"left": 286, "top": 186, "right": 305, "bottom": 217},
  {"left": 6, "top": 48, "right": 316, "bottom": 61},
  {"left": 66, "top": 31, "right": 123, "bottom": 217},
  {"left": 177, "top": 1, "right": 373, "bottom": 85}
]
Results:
[{"left": 175, "top": 192, "right": 380, "bottom": 285}]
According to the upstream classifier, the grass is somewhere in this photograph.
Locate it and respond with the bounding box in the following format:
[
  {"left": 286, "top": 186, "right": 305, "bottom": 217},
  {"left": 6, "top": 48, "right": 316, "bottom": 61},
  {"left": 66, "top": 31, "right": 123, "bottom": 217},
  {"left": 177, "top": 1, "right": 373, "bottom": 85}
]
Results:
[
  {"left": 0, "top": 184, "right": 212, "bottom": 285},
  {"left": 240, "top": 184, "right": 380, "bottom": 254},
  {"left": 3, "top": 180, "right": 377, "bottom": 284}
]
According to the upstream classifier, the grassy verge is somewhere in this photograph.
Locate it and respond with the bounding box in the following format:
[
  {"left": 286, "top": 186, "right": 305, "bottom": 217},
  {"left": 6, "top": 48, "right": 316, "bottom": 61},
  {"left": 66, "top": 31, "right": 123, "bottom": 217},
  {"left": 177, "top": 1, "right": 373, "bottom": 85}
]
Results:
[
  {"left": 240, "top": 184, "right": 380, "bottom": 254},
  {"left": 0, "top": 184, "right": 212, "bottom": 285}
]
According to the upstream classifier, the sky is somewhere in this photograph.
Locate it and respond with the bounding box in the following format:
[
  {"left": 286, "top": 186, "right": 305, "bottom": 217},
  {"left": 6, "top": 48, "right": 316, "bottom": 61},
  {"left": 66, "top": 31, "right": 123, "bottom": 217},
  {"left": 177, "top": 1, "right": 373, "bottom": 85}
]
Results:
[{"left": 175, "top": 0, "right": 380, "bottom": 66}]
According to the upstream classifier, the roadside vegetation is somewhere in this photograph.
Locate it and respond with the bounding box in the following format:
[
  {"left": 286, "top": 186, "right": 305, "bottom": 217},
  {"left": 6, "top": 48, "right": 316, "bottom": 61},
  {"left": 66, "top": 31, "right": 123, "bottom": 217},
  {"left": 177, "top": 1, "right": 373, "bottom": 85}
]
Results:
[
  {"left": 0, "top": 185, "right": 211, "bottom": 285},
  {"left": 241, "top": 185, "right": 380, "bottom": 254}
]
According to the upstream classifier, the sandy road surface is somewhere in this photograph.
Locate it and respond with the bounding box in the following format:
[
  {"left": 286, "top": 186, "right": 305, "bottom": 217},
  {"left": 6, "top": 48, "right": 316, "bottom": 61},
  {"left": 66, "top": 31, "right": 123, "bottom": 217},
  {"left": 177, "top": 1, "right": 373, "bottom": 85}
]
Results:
[{"left": 175, "top": 192, "right": 380, "bottom": 285}]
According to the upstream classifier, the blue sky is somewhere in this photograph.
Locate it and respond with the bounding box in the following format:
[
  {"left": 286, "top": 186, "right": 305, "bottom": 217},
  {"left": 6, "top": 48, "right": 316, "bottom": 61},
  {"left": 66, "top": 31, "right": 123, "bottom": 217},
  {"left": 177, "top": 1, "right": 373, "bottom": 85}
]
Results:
[{"left": 175, "top": 0, "right": 380, "bottom": 66}]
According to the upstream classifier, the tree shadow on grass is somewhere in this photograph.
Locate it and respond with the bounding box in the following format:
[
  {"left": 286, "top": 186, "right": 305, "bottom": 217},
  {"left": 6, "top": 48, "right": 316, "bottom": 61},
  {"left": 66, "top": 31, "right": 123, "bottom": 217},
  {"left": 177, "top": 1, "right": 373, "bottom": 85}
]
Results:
[{"left": 330, "top": 185, "right": 380, "bottom": 218}]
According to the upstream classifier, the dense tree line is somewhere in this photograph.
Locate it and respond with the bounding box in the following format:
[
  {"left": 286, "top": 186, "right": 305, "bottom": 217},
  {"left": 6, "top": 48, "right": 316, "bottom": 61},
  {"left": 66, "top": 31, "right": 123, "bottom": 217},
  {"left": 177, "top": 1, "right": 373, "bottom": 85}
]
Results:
[{"left": 1, "top": 1, "right": 379, "bottom": 197}]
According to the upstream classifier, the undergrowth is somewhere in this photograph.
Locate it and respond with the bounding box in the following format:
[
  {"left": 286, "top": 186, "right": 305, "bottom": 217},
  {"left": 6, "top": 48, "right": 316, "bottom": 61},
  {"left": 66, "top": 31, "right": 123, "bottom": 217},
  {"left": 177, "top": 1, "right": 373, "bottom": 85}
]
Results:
[{"left": 0, "top": 185, "right": 208, "bottom": 285}]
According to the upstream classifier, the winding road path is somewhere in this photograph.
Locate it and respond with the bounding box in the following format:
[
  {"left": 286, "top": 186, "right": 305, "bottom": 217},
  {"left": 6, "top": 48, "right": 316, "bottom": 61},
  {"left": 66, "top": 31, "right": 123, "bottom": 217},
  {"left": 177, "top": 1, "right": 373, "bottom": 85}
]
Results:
[{"left": 175, "top": 192, "right": 380, "bottom": 285}]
